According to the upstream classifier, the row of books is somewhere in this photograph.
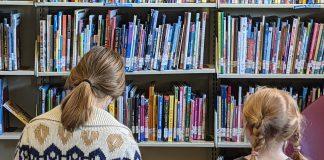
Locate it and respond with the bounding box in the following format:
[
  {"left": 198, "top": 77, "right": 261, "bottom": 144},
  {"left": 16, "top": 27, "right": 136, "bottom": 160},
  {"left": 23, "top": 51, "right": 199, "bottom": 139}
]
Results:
[
  {"left": 219, "top": 0, "right": 323, "bottom": 4},
  {"left": 38, "top": 9, "right": 207, "bottom": 72},
  {"left": 38, "top": 85, "right": 69, "bottom": 116},
  {"left": 216, "top": 12, "right": 324, "bottom": 75},
  {"left": 108, "top": 83, "right": 207, "bottom": 142},
  {"left": 37, "top": 83, "right": 208, "bottom": 142},
  {"left": 0, "top": 12, "right": 21, "bottom": 71},
  {"left": 37, "top": 0, "right": 212, "bottom": 3},
  {"left": 216, "top": 85, "right": 323, "bottom": 142}
]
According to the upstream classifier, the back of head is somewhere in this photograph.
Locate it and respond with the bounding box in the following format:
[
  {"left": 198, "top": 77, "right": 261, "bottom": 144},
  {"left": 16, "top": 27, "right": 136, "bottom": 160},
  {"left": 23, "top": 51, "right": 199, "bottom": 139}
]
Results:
[
  {"left": 61, "top": 46, "right": 125, "bottom": 131},
  {"left": 243, "top": 88, "right": 307, "bottom": 160}
]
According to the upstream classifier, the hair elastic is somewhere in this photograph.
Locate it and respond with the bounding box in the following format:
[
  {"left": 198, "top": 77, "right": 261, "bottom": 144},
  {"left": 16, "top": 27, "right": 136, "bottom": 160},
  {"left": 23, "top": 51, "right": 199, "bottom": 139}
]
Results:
[
  {"left": 82, "top": 79, "right": 92, "bottom": 87},
  {"left": 251, "top": 150, "right": 259, "bottom": 156}
]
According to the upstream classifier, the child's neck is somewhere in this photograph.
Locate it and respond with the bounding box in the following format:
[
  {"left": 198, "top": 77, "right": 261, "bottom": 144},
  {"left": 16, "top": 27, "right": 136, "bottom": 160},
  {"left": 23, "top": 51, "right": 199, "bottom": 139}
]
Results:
[{"left": 247, "top": 141, "right": 289, "bottom": 160}]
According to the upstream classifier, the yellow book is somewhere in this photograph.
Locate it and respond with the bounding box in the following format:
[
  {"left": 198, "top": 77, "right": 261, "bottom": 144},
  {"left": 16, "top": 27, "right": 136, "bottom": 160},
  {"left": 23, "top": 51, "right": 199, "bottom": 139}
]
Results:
[
  {"left": 152, "top": 94, "right": 157, "bottom": 141},
  {"left": 168, "top": 95, "right": 174, "bottom": 142},
  {"left": 108, "top": 100, "right": 115, "bottom": 118}
]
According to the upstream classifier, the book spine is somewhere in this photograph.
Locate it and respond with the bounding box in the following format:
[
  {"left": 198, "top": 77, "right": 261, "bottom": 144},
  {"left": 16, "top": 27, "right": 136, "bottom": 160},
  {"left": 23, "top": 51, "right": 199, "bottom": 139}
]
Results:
[
  {"left": 157, "top": 95, "right": 163, "bottom": 142},
  {"left": 0, "top": 79, "right": 3, "bottom": 135},
  {"left": 199, "top": 12, "right": 207, "bottom": 69},
  {"left": 168, "top": 95, "right": 174, "bottom": 142},
  {"left": 185, "top": 86, "right": 191, "bottom": 141}
]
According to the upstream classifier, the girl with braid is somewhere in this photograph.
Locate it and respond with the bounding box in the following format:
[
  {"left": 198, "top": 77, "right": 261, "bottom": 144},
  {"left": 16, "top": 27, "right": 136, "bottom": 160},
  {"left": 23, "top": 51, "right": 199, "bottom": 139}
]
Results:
[{"left": 235, "top": 88, "right": 307, "bottom": 160}]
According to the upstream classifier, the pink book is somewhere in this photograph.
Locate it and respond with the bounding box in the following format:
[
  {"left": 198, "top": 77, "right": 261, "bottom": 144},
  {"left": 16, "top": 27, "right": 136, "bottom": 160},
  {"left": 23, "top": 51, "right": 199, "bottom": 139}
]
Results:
[
  {"left": 198, "top": 98, "right": 203, "bottom": 140},
  {"left": 190, "top": 99, "right": 195, "bottom": 141},
  {"left": 194, "top": 98, "right": 199, "bottom": 140},
  {"left": 306, "top": 23, "right": 320, "bottom": 74}
]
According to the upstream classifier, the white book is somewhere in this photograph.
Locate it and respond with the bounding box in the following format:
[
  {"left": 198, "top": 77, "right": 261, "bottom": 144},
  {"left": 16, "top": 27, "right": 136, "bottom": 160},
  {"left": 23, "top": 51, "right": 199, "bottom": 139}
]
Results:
[
  {"left": 193, "top": 21, "right": 200, "bottom": 69},
  {"left": 227, "top": 15, "right": 231, "bottom": 74},
  {"left": 182, "top": 12, "right": 191, "bottom": 69},
  {"left": 286, "top": 18, "right": 299, "bottom": 74},
  {"left": 241, "top": 17, "right": 248, "bottom": 74},
  {"left": 199, "top": 12, "right": 207, "bottom": 69},
  {"left": 39, "top": 20, "right": 46, "bottom": 72}
]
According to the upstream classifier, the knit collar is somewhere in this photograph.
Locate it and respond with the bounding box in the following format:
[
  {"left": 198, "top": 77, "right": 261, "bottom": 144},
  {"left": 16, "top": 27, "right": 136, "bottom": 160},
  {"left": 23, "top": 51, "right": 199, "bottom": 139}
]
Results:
[{"left": 31, "top": 105, "right": 123, "bottom": 127}]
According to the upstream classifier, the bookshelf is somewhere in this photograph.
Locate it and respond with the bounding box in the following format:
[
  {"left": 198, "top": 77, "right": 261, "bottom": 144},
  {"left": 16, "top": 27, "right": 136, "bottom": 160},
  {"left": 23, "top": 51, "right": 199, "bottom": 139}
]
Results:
[
  {"left": 0, "top": 1, "right": 33, "bottom": 6},
  {"left": 0, "top": 132, "right": 21, "bottom": 140},
  {"left": 0, "top": 131, "right": 214, "bottom": 148},
  {"left": 36, "top": 68, "right": 216, "bottom": 77},
  {"left": 0, "top": 70, "right": 34, "bottom": 76},
  {"left": 0, "top": 1, "right": 323, "bottom": 160},
  {"left": 34, "top": 2, "right": 217, "bottom": 7},
  {"left": 217, "top": 74, "right": 324, "bottom": 79},
  {"left": 218, "top": 3, "right": 324, "bottom": 9}
]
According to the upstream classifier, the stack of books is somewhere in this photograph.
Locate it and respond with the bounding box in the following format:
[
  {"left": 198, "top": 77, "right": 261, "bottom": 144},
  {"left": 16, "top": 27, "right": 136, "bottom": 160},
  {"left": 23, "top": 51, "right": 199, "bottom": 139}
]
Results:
[
  {"left": 216, "top": 85, "right": 323, "bottom": 143},
  {"left": 0, "top": 12, "right": 21, "bottom": 71},
  {"left": 108, "top": 83, "right": 207, "bottom": 142},
  {"left": 216, "top": 12, "right": 324, "bottom": 75},
  {"left": 38, "top": 9, "right": 208, "bottom": 72}
]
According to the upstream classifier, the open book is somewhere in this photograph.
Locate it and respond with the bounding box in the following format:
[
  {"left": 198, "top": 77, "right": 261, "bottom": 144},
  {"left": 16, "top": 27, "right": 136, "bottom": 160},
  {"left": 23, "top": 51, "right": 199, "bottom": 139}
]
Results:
[{"left": 3, "top": 100, "right": 31, "bottom": 125}]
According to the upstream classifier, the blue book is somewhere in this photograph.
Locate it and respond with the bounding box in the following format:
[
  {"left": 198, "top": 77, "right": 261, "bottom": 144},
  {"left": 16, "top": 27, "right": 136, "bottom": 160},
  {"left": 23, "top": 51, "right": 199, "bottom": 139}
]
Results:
[
  {"left": 302, "top": 87, "right": 308, "bottom": 110},
  {"left": 266, "top": 26, "right": 273, "bottom": 74},
  {"left": 169, "top": 16, "right": 182, "bottom": 70},
  {"left": 145, "top": 10, "right": 159, "bottom": 70},
  {"left": 186, "top": 24, "right": 195, "bottom": 70},
  {"left": 157, "top": 95, "right": 163, "bottom": 142},
  {"left": 220, "top": 85, "right": 227, "bottom": 140},
  {"left": 262, "top": 23, "right": 269, "bottom": 74},
  {"left": 125, "top": 22, "right": 134, "bottom": 72},
  {"left": 0, "top": 79, "right": 3, "bottom": 135},
  {"left": 39, "top": 85, "right": 50, "bottom": 114}
]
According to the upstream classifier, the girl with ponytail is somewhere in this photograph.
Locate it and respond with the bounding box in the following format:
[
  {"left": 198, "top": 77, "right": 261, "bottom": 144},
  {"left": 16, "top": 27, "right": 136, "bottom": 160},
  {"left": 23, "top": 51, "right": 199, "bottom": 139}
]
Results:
[
  {"left": 235, "top": 88, "right": 307, "bottom": 160},
  {"left": 15, "top": 46, "right": 141, "bottom": 160}
]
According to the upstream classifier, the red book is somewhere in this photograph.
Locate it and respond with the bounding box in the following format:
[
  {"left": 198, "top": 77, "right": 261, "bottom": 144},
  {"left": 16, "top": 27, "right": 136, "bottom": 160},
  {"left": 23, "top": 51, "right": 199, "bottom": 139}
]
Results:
[
  {"left": 105, "top": 14, "right": 110, "bottom": 48},
  {"left": 62, "top": 15, "right": 67, "bottom": 72}
]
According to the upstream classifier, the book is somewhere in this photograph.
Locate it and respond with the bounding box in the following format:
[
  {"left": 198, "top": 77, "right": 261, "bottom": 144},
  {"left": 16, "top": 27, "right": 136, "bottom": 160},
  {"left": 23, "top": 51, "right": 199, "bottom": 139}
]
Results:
[
  {"left": 3, "top": 100, "right": 31, "bottom": 125},
  {"left": 216, "top": 12, "right": 324, "bottom": 75},
  {"left": 39, "top": 10, "right": 208, "bottom": 73}
]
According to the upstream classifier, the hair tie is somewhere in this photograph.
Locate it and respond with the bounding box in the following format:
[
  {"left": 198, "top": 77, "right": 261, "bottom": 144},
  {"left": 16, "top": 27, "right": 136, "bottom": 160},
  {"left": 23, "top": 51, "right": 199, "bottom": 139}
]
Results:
[
  {"left": 82, "top": 79, "right": 92, "bottom": 87},
  {"left": 251, "top": 150, "right": 259, "bottom": 156}
]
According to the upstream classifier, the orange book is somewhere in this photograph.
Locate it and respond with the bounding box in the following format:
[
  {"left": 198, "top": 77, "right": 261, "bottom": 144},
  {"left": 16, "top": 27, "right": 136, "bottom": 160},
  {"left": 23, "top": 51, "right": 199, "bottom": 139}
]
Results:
[
  {"left": 62, "top": 15, "right": 67, "bottom": 72},
  {"left": 148, "top": 83, "right": 155, "bottom": 140}
]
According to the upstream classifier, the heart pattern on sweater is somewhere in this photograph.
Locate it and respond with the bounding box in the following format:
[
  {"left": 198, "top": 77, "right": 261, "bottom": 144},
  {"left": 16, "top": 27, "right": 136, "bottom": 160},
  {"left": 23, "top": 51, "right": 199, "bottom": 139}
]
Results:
[
  {"left": 81, "top": 130, "right": 99, "bottom": 146},
  {"left": 58, "top": 126, "right": 73, "bottom": 145},
  {"left": 34, "top": 123, "right": 49, "bottom": 145},
  {"left": 107, "top": 134, "right": 124, "bottom": 153}
]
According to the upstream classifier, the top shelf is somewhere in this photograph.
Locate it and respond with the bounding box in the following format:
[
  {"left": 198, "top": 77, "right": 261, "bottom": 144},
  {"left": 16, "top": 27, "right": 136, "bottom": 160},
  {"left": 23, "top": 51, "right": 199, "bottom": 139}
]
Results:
[{"left": 34, "top": 2, "right": 217, "bottom": 7}]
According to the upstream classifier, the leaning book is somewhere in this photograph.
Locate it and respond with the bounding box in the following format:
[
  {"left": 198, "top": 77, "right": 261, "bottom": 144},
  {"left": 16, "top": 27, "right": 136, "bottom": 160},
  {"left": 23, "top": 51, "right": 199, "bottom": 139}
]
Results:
[{"left": 3, "top": 100, "right": 31, "bottom": 125}]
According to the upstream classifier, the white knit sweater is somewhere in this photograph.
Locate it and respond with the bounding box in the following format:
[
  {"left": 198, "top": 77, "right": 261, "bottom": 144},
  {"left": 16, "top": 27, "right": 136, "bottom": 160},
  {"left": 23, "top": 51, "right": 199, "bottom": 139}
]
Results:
[{"left": 14, "top": 106, "right": 141, "bottom": 160}]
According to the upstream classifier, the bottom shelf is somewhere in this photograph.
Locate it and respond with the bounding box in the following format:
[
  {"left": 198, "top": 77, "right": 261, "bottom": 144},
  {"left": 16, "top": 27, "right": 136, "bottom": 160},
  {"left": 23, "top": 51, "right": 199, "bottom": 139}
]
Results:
[
  {"left": 0, "top": 132, "right": 21, "bottom": 140},
  {"left": 138, "top": 141, "right": 214, "bottom": 147},
  {"left": 0, "top": 132, "right": 249, "bottom": 148}
]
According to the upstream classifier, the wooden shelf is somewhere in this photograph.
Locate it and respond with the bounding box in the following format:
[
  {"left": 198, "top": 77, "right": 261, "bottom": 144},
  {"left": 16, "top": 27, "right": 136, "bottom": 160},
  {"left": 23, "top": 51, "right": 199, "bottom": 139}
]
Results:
[
  {"left": 0, "top": 1, "right": 33, "bottom": 6},
  {"left": 138, "top": 141, "right": 214, "bottom": 147},
  {"left": 217, "top": 141, "right": 251, "bottom": 148},
  {"left": 37, "top": 68, "right": 216, "bottom": 77},
  {"left": 35, "top": 2, "right": 217, "bottom": 7},
  {"left": 217, "top": 74, "right": 324, "bottom": 79},
  {"left": 218, "top": 3, "right": 323, "bottom": 9},
  {"left": 0, "top": 132, "right": 21, "bottom": 140},
  {"left": 0, "top": 70, "right": 34, "bottom": 76}
]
